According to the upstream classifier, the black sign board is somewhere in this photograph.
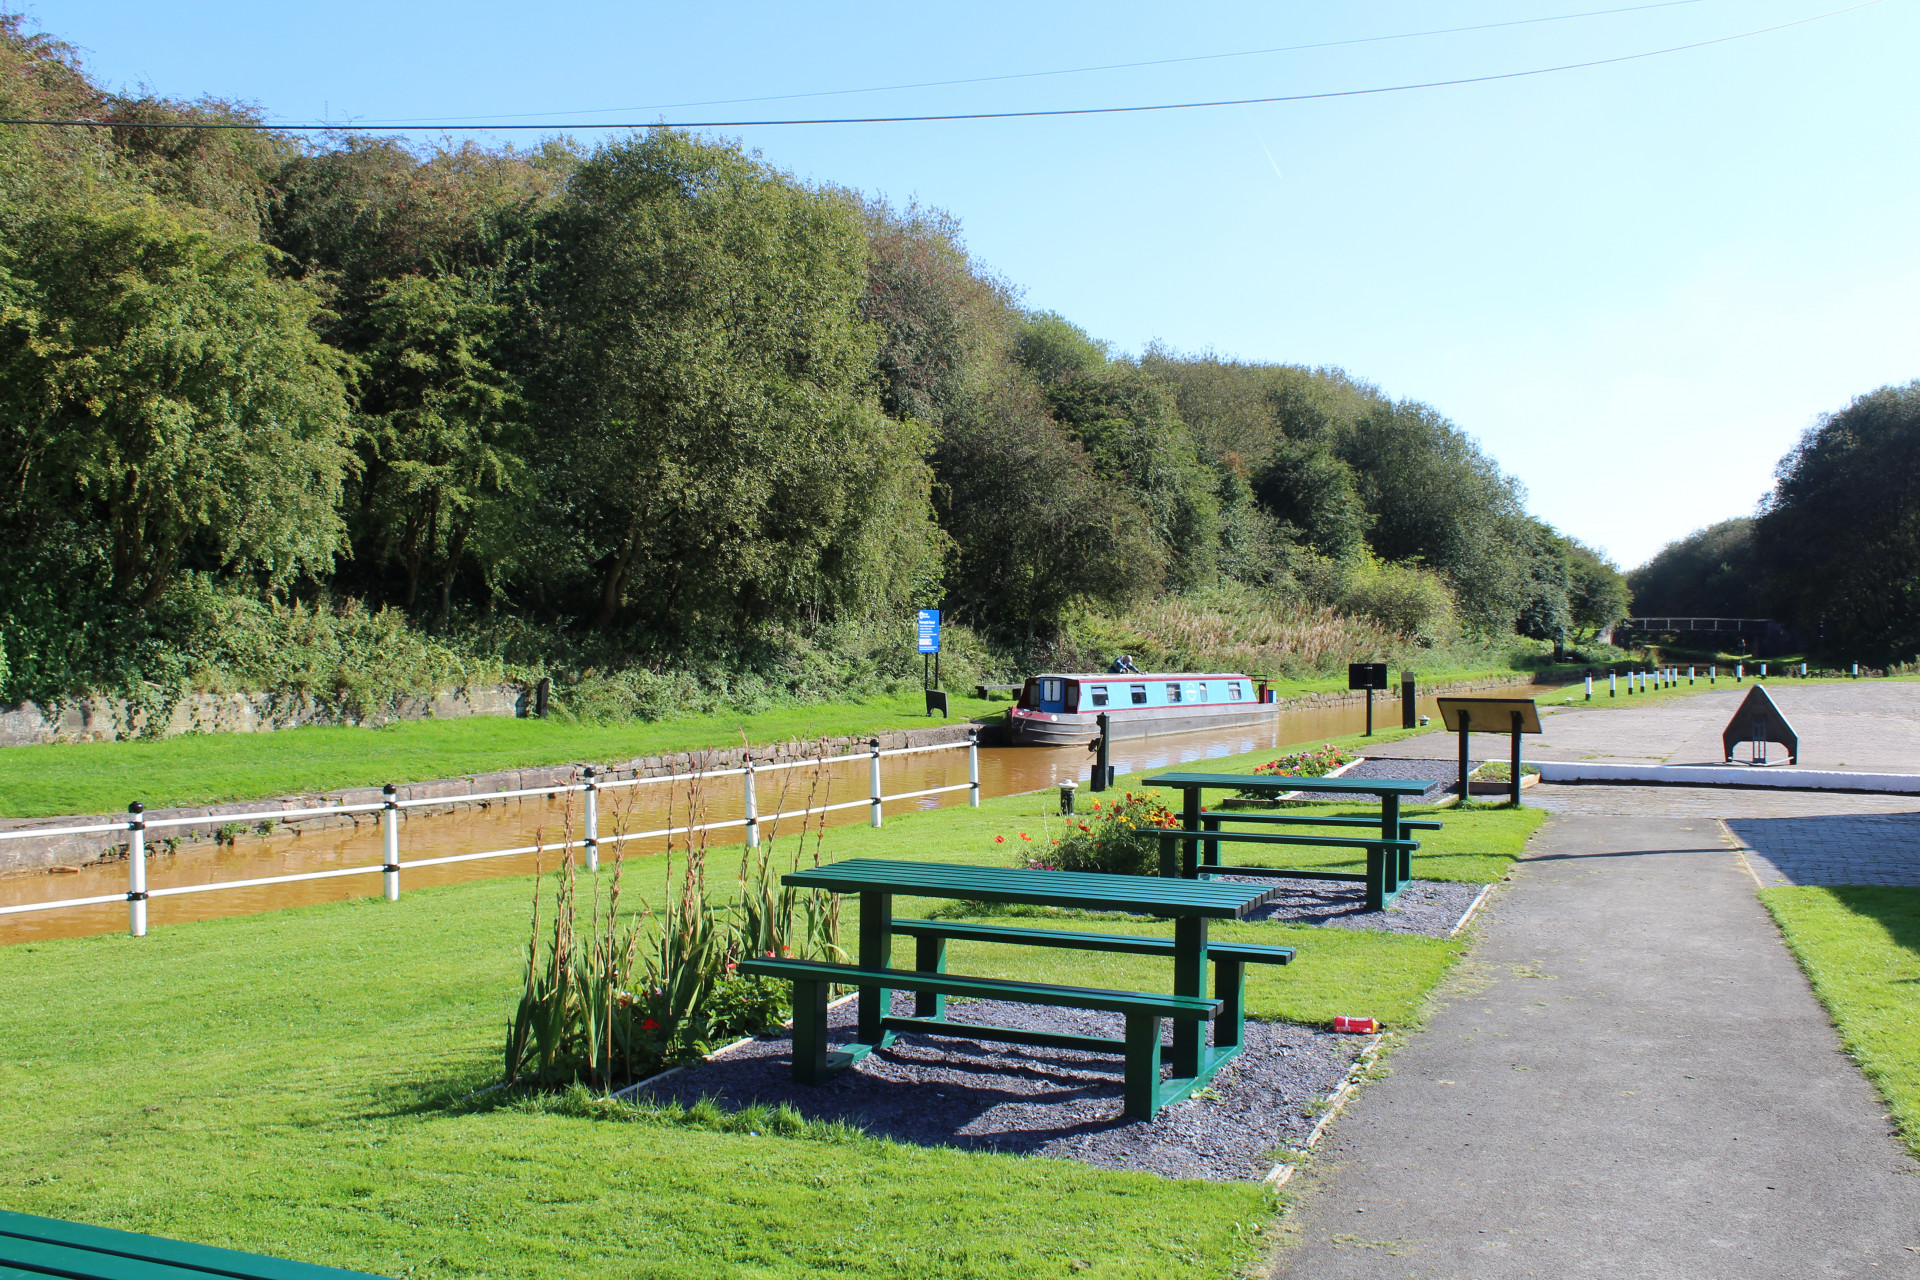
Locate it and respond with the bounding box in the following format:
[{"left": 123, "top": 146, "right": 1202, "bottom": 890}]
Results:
[
  {"left": 1348, "top": 663, "right": 1389, "bottom": 691},
  {"left": 1722, "top": 684, "right": 1797, "bottom": 764}
]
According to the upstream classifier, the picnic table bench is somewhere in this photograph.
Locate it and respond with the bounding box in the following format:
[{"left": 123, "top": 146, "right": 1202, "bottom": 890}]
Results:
[
  {"left": 0, "top": 1209, "right": 385, "bottom": 1279},
  {"left": 738, "top": 858, "right": 1292, "bottom": 1119},
  {"left": 1143, "top": 772, "right": 1438, "bottom": 910}
]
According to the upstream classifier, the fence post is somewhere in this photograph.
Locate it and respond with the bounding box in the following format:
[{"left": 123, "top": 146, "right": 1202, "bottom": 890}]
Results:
[
  {"left": 869, "top": 738, "right": 883, "bottom": 828},
  {"left": 381, "top": 784, "right": 401, "bottom": 902},
  {"left": 1584, "top": 675, "right": 1592, "bottom": 701},
  {"left": 742, "top": 757, "right": 758, "bottom": 848},
  {"left": 584, "top": 766, "right": 601, "bottom": 870},
  {"left": 127, "top": 802, "right": 147, "bottom": 938},
  {"left": 967, "top": 729, "right": 980, "bottom": 808}
]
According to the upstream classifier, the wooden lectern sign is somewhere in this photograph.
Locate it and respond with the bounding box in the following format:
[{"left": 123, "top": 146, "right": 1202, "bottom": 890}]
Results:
[
  {"left": 1722, "top": 684, "right": 1797, "bottom": 764},
  {"left": 1434, "top": 696, "right": 1542, "bottom": 806}
]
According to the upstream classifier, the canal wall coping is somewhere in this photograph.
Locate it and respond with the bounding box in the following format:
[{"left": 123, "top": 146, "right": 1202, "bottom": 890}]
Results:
[{"left": 0, "top": 671, "right": 1546, "bottom": 875}]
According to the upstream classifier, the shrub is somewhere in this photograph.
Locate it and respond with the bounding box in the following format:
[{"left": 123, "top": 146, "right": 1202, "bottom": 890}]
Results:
[{"left": 1020, "top": 789, "right": 1178, "bottom": 877}]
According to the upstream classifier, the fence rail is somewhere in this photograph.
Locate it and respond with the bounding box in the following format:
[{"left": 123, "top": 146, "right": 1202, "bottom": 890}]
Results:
[{"left": 0, "top": 733, "right": 982, "bottom": 936}]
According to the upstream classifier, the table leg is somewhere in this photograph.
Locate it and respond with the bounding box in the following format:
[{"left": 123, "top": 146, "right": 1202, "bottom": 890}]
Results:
[
  {"left": 1213, "top": 956, "right": 1245, "bottom": 1053},
  {"left": 1201, "top": 813, "right": 1219, "bottom": 875},
  {"left": 914, "top": 933, "right": 946, "bottom": 1018},
  {"left": 857, "top": 889, "right": 893, "bottom": 1047},
  {"left": 1180, "top": 787, "right": 1201, "bottom": 879},
  {"left": 1172, "top": 915, "right": 1207, "bottom": 1078},
  {"left": 1380, "top": 792, "right": 1402, "bottom": 905}
]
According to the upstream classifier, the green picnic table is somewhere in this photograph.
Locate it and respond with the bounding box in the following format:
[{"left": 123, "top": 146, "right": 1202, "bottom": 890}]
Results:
[
  {"left": 0, "top": 1208, "right": 386, "bottom": 1278},
  {"left": 1142, "top": 772, "right": 1437, "bottom": 911},
  {"left": 739, "top": 858, "right": 1292, "bottom": 1118}
]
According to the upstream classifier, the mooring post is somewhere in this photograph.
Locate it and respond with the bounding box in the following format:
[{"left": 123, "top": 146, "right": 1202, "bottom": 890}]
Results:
[
  {"left": 1609, "top": 672, "right": 1617, "bottom": 698},
  {"left": 740, "top": 759, "right": 757, "bottom": 850},
  {"left": 1736, "top": 664, "right": 1743, "bottom": 682},
  {"left": 381, "top": 783, "right": 400, "bottom": 901},
  {"left": 583, "top": 766, "right": 602, "bottom": 869},
  {"left": 1091, "top": 713, "right": 1113, "bottom": 792},
  {"left": 127, "top": 802, "right": 147, "bottom": 938},
  {"left": 1710, "top": 665, "right": 1717, "bottom": 684},
  {"left": 1509, "top": 710, "right": 1523, "bottom": 808},
  {"left": 868, "top": 739, "right": 884, "bottom": 828},
  {"left": 967, "top": 729, "right": 981, "bottom": 808},
  {"left": 1457, "top": 710, "right": 1472, "bottom": 806},
  {"left": 1584, "top": 674, "right": 1592, "bottom": 701},
  {"left": 1689, "top": 666, "right": 1696, "bottom": 685}
]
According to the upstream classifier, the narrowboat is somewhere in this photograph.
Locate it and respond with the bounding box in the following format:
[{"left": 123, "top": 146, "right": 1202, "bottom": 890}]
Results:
[{"left": 1003, "top": 672, "right": 1277, "bottom": 747}]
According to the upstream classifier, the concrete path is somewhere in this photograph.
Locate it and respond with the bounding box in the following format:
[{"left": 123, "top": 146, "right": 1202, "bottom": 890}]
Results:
[
  {"left": 1387, "top": 681, "right": 1920, "bottom": 772},
  {"left": 1271, "top": 814, "right": 1920, "bottom": 1278}
]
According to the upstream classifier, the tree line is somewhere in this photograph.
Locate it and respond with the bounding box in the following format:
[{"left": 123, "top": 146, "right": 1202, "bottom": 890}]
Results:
[
  {"left": 1629, "top": 380, "right": 1920, "bottom": 664},
  {"left": 0, "top": 17, "right": 1627, "bottom": 706}
]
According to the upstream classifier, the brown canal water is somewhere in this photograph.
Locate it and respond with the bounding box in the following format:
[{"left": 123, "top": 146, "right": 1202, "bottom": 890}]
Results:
[{"left": 0, "top": 690, "right": 1507, "bottom": 945}]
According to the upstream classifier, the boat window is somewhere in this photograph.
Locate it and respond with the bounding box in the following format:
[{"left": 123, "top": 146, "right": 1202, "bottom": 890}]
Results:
[
  {"left": 1065, "top": 683, "right": 1079, "bottom": 711},
  {"left": 1129, "top": 684, "right": 1148, "bottom": 705},
  {"left": 1166, "top": 682, "right": 1182, "bottom": 703},
  {"left": 1089, "top": 685, "right": 1109, "bottom": 707},
  {"left": 1229, "top": 682, "right": 1244, "bottom": 701},
  {"left": 1190, "top": 682, "right": 1208, "bottom": 702},
  {"left": 1041, "top": 678, "right": 1065, "bottom": 706}
]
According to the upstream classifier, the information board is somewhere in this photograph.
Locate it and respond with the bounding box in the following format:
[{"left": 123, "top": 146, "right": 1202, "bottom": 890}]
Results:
[
  {"left": 916, "top": 608, "right": 941, "bottom": 654},
  {"left": 1348, "top": 663, "right": 1388, "bottom": 691}
]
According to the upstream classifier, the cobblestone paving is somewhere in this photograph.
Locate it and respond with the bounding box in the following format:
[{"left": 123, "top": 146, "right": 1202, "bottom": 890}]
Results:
[{"left": 1523, "top": 783, "right": 1920, "bottom": 886}]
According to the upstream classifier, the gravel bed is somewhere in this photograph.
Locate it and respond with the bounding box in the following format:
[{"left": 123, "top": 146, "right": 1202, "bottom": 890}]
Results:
[
  {"left": 1333, "top": 755, "right": 1487, "bottom": 800},
  {"left": 1221, "top": 875, "right": 1484, "bottom": 935},
  {"left": 641, "top": 993, "right": 1366, "bottom": 1181}
]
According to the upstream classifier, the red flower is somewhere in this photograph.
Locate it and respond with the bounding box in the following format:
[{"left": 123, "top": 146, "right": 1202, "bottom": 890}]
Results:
[
  {"left": 1019, "top": 832, "right": 1031, "bottom": 841},
  {"left": 994, "top": 835, "right": 1006, "bottom": 844},
  {"left": 641, "top": 1019, "right": 660, "bottom": 1032},
  {"left": 1090, "top": 801, "right": 1101, "bottom": 811}
]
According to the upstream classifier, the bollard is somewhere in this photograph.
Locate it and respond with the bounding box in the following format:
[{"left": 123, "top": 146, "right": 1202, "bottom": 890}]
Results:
[
  {"left": 1736, "top": 664, "right": 1743, "bottom": 682},
  {"left": 1401, "top": 672, "right": 1417, "bottom": 729},
  {"left": 968, "top": 729, "right": 981, "bottom": 807},
  {"left": 869, "top": 739, "right": 884, "bottom": 828},
  {"left": 1710, "top": 665, "right": 1717, "bottom": 683},
  {"left": 381, "top": 784, "right": 401, "bottom": 901},
  {"left": 1584, "top": 675, "right": 1593, "bottom": 701},
  {"left": 1689, "top": 666, "right": 1696, "bottom": 685},
  {"left": 1852, "top": 663, "right": 1860, "bottom": 678},
  {"left": 584, "top": 766, "right": 602, "bottom": 869},
  {"left": 1609, "top": 672, "right": 1617, "bottom": 698},
  {"left": 1760, "top": 663, "right": 1767, "bottom": 678},
  {"left": 1059, "top": 780, "right": 1077, "bottom": 815},
  {"left": 740, "top": 760, "right": 756, "bottom": 851},
  {"left": 127, "top": 802, "right": 147, "bottom": 938},
  {"left": 1801, "top": 662, "right": 1807, "bottom": 677}
]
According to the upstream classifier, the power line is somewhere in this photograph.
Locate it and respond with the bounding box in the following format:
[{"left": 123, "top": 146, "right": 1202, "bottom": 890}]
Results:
[
  {"left": 376, "top": 0, "right": 1716, "bottom": 123},
  {"left": 0, "top": 1, "right": 1883, "bottom": 134}
]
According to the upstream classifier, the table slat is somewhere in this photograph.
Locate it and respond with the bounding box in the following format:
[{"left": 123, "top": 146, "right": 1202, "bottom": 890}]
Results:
[
  {"left": 1142, "top": 772, "right": 1430, "bottom": 796},
  {"left": 781, "top": 858, "right": 1268, "bottom": 917}
]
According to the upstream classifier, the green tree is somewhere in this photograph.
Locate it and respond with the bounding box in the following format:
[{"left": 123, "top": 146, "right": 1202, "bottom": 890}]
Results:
[
  {"left": 524, "top": 129, "right": 938, "bottom": 633},
  {"left": 1626, "top": 518, "right": 1763, "bottom": 618},
  {"left": 0, "top": 201, "right": 351, "bottom": 606},
  {"left": 1754, "top": 382, "right": 1920, "bottom": 661},
  {"left": 1565, "top": 539, "right": 1631, "bottom": 637}
]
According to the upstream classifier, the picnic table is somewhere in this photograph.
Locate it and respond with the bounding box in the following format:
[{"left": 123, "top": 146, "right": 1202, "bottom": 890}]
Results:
[
  {"left": 1141, "top": 772, "right": 1438, "bottom": 911},
  {"left": 0, "top": 1208, "right": 385, "bottom": 1278},
  {"left": 739, "top": 857, "right": 1292, "bottom": 1119}
]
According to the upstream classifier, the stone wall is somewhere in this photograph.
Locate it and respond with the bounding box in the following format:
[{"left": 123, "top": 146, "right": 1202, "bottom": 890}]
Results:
[{"left": 0, "top": 684, "right": 531, "bottom": 747}]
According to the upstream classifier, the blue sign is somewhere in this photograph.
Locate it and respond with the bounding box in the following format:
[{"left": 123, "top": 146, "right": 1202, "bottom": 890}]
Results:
[{"left": 916, "top": 608, "right": 941, "bottom": 654}]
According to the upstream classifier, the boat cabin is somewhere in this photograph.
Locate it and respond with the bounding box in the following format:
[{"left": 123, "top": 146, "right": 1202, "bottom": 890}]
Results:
[{"left": 1017, "top": 673, "right": 1263, "bottom": 714}]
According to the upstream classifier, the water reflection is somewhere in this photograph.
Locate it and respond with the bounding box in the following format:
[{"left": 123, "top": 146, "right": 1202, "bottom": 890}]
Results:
[{"left": 0, "top": 692, "right": 1474, "bottom": 944}]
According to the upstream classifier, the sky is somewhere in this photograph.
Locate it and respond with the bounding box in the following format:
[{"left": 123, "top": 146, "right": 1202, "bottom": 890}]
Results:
[{"left": 24, "top": 0, "right": 1920, "bottom": 569}]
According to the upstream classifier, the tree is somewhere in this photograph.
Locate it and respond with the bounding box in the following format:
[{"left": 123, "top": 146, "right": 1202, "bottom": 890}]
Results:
[
  {"left": 1565, "top": 539, "right": 1630, "bottom": 638},
  {"left": 1754, "top": 382, "right": 1920, "bottom": 661},
  {"left": 0, "top": 201, "right": 351, "bottom": 606},
  {"left": 1626, "top": 518, "right": 1763, "bottom": 618},
  {"left": 523, "top": 129, "right": 939, "bottom": 633}
]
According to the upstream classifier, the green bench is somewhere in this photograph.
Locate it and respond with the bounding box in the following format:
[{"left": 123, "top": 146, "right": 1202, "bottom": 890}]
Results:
[
  {"left": 888, "top": 917, "right": 1293, "bottom": 1059},
  {"left": 1193, "top": 813, "right": 1441, "bottom": 888},
  {"left": 738, "top": 957, "right": 1220, "bottom": 1120},
  {"left": 0, "top": 1209, "right": 384, "bottom": 1279}
]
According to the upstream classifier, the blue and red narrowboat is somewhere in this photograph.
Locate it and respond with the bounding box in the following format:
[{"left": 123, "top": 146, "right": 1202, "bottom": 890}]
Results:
[{"left": 1003, "top": 672, "right": 1277, "bottom": 746}]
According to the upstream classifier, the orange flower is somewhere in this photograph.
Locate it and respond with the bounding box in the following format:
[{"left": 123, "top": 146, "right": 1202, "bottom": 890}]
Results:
[
  {"left": 994, "top": 835, "right": 1005, "bottom": 844},
  {"left": 1019, "top": 832, "right": 1031, "bottom": 841}
]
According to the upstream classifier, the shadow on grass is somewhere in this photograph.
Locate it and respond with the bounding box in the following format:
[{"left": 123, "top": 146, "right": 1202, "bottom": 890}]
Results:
[{"left": 1823, "top": 885, "right": 1920, "bottom": 965}]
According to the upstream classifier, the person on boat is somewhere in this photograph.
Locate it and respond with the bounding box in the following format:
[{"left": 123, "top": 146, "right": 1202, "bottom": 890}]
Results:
[{"left": 1108, "top": 654, "right": 1140, "bottom": 673}]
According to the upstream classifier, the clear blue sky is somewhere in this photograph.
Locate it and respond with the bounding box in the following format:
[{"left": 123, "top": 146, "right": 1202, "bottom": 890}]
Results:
[{"left": 26, "top": 0, "right": 1919, "bottom": 569}]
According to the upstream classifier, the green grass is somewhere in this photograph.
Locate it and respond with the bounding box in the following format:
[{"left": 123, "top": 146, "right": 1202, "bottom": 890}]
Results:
[
  {"left": 0, "top": 738, "right": 1542, "bottom": 1276},
  {"left": 1758, "top": 886, "right": 1920, "bottom": 1158},
  {"left": 0, "top": 692, "right": 1001, "bottom": 820}
]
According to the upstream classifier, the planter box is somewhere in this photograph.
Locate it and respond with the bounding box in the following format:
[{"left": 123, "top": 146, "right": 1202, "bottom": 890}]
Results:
[{"left": 1468, "top": 773, "right": 1539, "bottom": 795}]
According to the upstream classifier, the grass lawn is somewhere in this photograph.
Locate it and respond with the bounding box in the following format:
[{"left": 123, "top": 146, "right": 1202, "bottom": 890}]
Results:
[
  {"left": 0, "top": 692, "right": 1003, "bottom": 820},
  {"left": 0, "top": 740, "right": 1538, "bottom": 1277},
  {"left": 1759, "top": 886, "right": 1920, "bottom": 1158}
]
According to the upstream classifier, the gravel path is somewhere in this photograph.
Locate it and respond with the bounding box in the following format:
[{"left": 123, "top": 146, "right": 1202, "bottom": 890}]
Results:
[
  {"left": 641, "top": 993, "right": 1367, "bottom": 1181},
  {"left": 1222, "top": 875, "right": 1484, "bottom": 936},
  {"left": 1335, "top": 755, "right": 1484, "bottom": 800}
]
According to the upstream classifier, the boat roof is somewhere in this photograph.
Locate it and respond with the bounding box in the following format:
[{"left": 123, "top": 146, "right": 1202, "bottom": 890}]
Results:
[{"left": 1028, "top": 672, "right": 1253, "bottom": 681}]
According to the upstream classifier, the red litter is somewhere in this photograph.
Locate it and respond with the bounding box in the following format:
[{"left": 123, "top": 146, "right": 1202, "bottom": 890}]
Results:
[{"left": 1332, "top": 1016, "right": 1377, "bottom": 1034}]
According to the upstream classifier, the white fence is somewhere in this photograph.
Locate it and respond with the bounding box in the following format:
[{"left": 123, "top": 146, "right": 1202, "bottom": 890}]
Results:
[{"left": 0, "top": 734, "right": 981, "bottom": 937}]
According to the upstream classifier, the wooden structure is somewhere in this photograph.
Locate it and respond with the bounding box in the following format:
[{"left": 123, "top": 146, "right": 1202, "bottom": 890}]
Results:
[
  {"left": 1143, "top": 772, "right": 1435, "bottom": 911},
  {"left": 742, "top": 858, "right": 1292, "bottom": 1119},
  {"left": 1435, "top": 696, "right": 1542, "bottom": 806}
]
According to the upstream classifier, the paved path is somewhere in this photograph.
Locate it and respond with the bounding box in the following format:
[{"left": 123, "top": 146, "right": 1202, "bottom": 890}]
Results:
[
  {"left": 1272, "top": 814, "right": 1920, "bottom": 1279},
  {"left": 1387, "top": 681, "right": 1920, "bottom": 771}
]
